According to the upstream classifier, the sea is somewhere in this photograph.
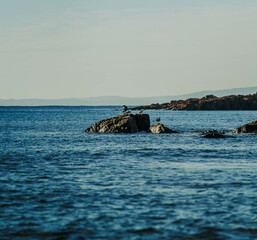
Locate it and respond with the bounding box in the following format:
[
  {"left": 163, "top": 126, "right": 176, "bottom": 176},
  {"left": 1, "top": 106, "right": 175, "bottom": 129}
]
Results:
[{"left": 0, "top": 106, "right": 257, "bottom": 240}]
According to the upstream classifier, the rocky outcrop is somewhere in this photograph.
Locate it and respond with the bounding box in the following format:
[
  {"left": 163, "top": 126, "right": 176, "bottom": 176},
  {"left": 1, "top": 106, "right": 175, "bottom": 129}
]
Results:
[
  {"left": 133, "top": 93, "right": 257, "bottom": 111},
  {"left": 201, "top": 129, "right": 235, "bottom": 138},
  {"left": 85, "top": 113, "right": 150, "bottom": 133},
  {"left": 134, "top": 113, "right": 151, "bottom": 132},
  {"left": 232, "top": 119, "right": 257, "bottom": 134},
  {"left": 201, "top": 130, "right": 226, "bottom": 138},
  {"left": 148, "top": 123, "right": 178, "bottom": 134}
]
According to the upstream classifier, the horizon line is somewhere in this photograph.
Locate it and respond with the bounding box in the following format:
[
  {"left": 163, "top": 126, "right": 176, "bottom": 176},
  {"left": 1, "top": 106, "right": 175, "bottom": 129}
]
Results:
[{"left": 1, "top": 86, "right": 257, "bottom": 101}]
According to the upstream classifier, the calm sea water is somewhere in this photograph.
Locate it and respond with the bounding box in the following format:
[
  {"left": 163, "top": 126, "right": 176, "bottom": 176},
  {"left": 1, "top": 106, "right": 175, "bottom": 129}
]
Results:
[{"left": 1, "top": 106, "right": 257, "bottom": 240}]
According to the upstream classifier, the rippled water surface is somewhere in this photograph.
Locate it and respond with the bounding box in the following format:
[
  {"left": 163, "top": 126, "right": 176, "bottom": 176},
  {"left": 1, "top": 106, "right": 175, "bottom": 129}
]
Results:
[{"left": 1, "top": 106, "right": 257, "bottom": 240}]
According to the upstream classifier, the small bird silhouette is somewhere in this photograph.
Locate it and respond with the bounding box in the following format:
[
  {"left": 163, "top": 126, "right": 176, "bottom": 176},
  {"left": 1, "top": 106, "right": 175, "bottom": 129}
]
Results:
[
  {"left": 156, "top": 116, "right": 160, "bottom": 122},
  {"left": 123, "top": 105, "right": 128, "bottom": 112}
]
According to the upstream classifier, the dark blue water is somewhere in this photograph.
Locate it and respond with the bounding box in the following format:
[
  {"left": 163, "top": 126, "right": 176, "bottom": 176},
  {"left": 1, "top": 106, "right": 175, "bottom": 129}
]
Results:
[{"left": 1, "top": 106, "right": 257, "bottom": 240}]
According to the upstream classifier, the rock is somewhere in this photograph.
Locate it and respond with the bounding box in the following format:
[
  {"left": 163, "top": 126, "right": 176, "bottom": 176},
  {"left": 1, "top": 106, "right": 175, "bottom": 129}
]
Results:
[
  {"left": 201, "top": 129, "right": 235, "bottom": 138},
  {"left": 134, "top": 114, "right": 150, "bottom": 132},
  {"left": 232, "top": 119, "right": 257, "bottom": 134},
  {"left": 132, "top": 93, "right": 257, "bottom": 111},
  {"left": 85, "top": 113, "right": 150, "bottom": 133},
  {"left": 148, "top": 123, "right": 178, "bottom": 134},
  {"left": 201, "top": 130, "right": 226, "bottom": 138},
  {"left": 201, "top": 129, "right": 219, "bottom": 135}
]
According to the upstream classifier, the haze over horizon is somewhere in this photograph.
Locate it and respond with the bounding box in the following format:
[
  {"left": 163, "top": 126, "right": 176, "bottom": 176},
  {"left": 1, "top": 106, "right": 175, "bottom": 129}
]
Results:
[
  {"left": 1, "top": 86, "right": 257, "bottom": 101},
  {"left": 1, "top": 0, "right": 257, "bottom": 99}
]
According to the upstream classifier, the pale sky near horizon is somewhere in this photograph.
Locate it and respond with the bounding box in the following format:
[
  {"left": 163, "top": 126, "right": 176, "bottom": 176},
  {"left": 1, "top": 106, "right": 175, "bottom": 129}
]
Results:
[{"left": 1, "top": 0, "right": 257, "bottom": 99}]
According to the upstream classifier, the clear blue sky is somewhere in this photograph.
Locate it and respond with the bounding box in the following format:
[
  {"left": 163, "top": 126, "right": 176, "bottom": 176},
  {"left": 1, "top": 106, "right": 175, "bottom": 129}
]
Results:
[{"left": 1, "top": 0, "right": 257, "bottom": 99}]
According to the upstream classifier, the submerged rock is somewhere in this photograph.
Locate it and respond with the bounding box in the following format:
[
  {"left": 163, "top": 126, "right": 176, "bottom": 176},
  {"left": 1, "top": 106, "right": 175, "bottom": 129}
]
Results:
[
  {"left": 85, "top": 113, "right": 150, "bottom": 133},
  {"left": 201, "top": 129, "right": 235, "bottom": 138},
  {"left": 201, "top": 130, "right": 226, "bottom": 138},
  {"left": 148, "top": 123, "right": 178, "bottom": 134},
  {"left": 232, "top": 119, "right": 257, "bottom": 134}
]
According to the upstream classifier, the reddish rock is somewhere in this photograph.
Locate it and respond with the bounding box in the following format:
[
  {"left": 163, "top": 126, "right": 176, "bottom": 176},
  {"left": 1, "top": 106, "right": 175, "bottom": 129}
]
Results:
[{"left": 133, "top": 93, "right": 257, "bottom": 111}]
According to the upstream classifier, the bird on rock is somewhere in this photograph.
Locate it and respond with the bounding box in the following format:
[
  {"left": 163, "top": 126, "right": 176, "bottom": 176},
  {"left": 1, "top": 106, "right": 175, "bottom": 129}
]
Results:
[
  {"left": 156, "top": 116, "right": 160, "bottom": 122},
  {"left": 123, "top": 105, "right": 128, "bottom": 113}
]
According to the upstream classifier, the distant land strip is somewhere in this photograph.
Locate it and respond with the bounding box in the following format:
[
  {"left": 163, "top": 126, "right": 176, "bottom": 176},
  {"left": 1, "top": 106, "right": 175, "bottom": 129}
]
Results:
[
  {"left": 1, "top": 86, "right": 257, "bottom": 106},
  {"left": 132, "top": 93, "right": 257, "bottom": 110}
]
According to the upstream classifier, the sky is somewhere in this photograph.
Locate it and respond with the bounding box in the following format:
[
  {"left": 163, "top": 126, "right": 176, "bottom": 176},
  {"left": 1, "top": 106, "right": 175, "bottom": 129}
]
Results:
[{"left": 1, "top": 0, "right": 257, "bottom": 99}]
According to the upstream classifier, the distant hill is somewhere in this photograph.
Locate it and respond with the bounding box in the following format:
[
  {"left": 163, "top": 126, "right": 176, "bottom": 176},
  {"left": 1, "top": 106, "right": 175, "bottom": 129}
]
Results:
[{"left": 1, "top": 86, "right": 257, "bottom": 106}]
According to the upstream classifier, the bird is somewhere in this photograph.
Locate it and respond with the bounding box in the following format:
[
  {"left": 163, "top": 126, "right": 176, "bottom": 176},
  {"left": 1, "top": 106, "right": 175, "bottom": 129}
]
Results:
[
  {"left": 137, "top": 109, "right": 143, "bottom": 114},
  {"left": 123, "top": 105, "right": 128, "bottom": 112},
  {"left": 156, "top": 116, "right": 160, "bottom": 122}
]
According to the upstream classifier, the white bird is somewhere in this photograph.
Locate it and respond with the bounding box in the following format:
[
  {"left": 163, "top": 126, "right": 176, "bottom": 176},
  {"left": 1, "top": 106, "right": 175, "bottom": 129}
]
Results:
[
  {"left": 137, "top": 109, "right": 143, "bottom": 114},
  {"left": 156, "top": 116, "right": 160, "bottom": 122}
]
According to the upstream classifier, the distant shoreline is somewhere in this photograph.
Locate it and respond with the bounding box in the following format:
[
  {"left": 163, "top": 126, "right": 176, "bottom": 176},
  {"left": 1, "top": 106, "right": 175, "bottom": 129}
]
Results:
[
  {"left": 132, "top": 93, "right": 257, "bottom": 111},
  {"left": 1, "top": 86, "right": 257, "bottom": 106}
]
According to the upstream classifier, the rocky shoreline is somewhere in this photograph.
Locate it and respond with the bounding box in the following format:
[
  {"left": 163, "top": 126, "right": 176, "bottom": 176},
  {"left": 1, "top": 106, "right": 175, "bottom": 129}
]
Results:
[{"left": 132, "top": 93, "right": 257, "bottom": 111}]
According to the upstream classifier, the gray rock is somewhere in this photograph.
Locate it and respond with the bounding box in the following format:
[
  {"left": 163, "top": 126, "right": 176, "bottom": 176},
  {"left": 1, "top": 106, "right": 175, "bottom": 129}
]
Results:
[
  {"left": 201, "top": 129, "right": 235, "bottom": 138},
  {"left": 148, "top": 123, "right": 178, "bottom": 134},
  {"left": 232, "top": 119, "right": 257, "bottom": 134}
]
